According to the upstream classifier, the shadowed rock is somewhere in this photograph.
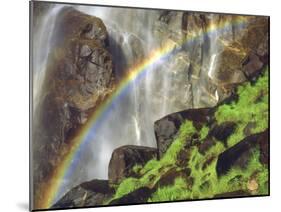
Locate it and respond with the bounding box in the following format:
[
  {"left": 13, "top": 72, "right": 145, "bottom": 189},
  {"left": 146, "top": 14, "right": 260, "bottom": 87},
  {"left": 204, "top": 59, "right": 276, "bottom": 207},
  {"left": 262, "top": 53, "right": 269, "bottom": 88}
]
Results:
[
  {"left": 216, "top": 129, "right": 268, "bottom": 176},
  {"left": 108, "top": 145, "right": 157, "bottom": 184},
  {"left": 109, "top": 187, "right": 154, "bottom": 205},
  {"left": 52, "top": 180, "right": 114, "bottom": 208},
  {"left": 198, "top": 137, "right": 216, "bottom": 155},
  {"left": 209, "top": 122, "right": 237, "bottom": 146},
  {"left": 214, "top": 190, "right": 250, "bottom": 198}
]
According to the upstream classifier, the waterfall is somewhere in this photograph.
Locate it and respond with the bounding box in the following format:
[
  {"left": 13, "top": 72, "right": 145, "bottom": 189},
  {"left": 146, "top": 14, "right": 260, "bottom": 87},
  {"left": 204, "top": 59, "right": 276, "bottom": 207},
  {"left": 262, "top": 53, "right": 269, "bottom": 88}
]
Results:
[
  {"left": 32, "top": 5, "right": 64, "bottom": 111},
  {"left": 34, "top": 5, "right": 248, "bottom": 203},
  {"left": 74, "top": 6, "right": 162, "bottom": 180}
]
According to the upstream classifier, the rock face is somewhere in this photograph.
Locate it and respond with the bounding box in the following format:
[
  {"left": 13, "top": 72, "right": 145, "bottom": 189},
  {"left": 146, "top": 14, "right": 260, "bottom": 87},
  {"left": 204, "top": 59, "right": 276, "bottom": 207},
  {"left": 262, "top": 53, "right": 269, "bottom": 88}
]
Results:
[
  {"left": 108, "top": 145, "right": 157, "bottom": 184},
  {"left": 216, "top": 129, "right": 269, "bottom": 176},
  {"left": 46, "top": 8, "right": 114, "bottom": 111},
  {"left": 154, "top": 12, "right": 269, "bottom": 107},
  {"left": 52, "top": 180, "right": 114, "bottom": 208},
  {"left": 33, "top": 8, "right": 115, "bottom": 207}
]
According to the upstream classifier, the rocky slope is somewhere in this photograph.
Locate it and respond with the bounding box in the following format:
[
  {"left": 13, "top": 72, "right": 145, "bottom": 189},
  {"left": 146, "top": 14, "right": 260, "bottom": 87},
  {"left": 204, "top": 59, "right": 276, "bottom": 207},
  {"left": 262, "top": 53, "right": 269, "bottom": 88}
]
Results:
[
  {"left": 109, "top": 66, "right": 268, "bottom": 204},
  {"left": 53, "top": 65, "right": 268, "bottom": 208},
  {"left": 32, "top": 8, "right": 115, "bottom": 208}
]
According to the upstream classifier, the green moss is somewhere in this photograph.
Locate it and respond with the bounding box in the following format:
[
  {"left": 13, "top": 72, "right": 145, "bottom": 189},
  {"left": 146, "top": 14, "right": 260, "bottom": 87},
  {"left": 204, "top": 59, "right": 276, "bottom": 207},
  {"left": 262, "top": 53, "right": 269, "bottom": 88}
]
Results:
[
  {"left": 161, "top": 121, "right": 196, "bottom": 164},
  {"left": 132, "top": 164, "right": 143, "bottom": 174},
  {"left": 114, "top": 177, "right": 140, "bottom": 198},
  {"left": 215, "top": 68, "right": 268, "bottom": 147},
  {"left": 149, "top": 147, "right": 268, "bottom": 201},
  {"left": 199, "top": 125, "right": 209, "bottom": 140},
  {"left": 148, "top": 177, "right": 191, "bottom": 202}
]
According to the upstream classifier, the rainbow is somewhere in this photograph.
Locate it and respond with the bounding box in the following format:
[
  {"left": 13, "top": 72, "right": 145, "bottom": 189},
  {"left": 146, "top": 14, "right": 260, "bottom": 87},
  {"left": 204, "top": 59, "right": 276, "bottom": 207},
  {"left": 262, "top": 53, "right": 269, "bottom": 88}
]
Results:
[{"left": 39, "top": 16, "right": 249, "bottom": 209}]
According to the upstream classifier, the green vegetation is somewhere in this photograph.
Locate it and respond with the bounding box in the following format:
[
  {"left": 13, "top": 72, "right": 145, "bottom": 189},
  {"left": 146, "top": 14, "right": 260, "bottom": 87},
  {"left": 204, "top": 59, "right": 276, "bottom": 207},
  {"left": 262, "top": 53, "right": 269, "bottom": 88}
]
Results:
[
  {"left": 161, "top": 121, "right": 196, "bottom": 164},
  {"left": 199, "top": 125, "right": 209, "bottom": 140},
  {"left": 215, "top": 68, "right": 268, "bottom": 147},
  {"left": 108, "top": 121, "right": 196, "bottom": 202},
  {"left": 149, "top": 148, "right": 268, "bottom": 201},
  {"left": 107, "top": 68, "right": 269, "bottom": 204},
  {"left": 148, "top": 177, "right": 191, "bottom": 202}
]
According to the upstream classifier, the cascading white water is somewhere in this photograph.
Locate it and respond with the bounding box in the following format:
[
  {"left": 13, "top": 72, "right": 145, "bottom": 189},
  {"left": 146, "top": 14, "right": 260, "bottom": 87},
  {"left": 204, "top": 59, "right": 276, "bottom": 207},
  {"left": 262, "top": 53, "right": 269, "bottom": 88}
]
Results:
[{"left": 32, "top": 5, "right": 64, "bottom": 111}]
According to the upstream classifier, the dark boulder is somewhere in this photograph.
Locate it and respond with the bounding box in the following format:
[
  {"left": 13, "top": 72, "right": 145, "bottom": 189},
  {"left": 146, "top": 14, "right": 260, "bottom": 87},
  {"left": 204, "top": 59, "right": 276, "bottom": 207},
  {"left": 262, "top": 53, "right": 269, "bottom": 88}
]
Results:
[
  {"left": 109, "top": 187, "right": 154, "bottom": 205},
  {"left": 214, "top": 190, "right": 250, "bottom": 198},
  {"left": 154, "top": 108, "right": 213, "bottom": 158},
  {"left": 154, "top": 167, "right": 191, "bottom": 188},
  {"left": 216, "top": 129, "right": 268, "bottom": 176},
  {"left": 258, "top": 129, "right": 269, "bottom": 165},
  {"left": 176, "top": 149, "right": 191, "bottom": 167},
  {"left": 108, "top": 145, "right": 157, "bottom": 184},
  {"left": 154, "top": 118, "right": 179, "bottom": 159},
  {"left": 179, "top": 108, "right": 213, "bottom": 127},
  {"left": 209, "top": 122, "right": 236, "bottom": 145},
  {"left": 198, "top": 137, "right": 216, "bottom": 155},
  {"left": 52, "top": 180, "right": 114, "bottom": 208}
]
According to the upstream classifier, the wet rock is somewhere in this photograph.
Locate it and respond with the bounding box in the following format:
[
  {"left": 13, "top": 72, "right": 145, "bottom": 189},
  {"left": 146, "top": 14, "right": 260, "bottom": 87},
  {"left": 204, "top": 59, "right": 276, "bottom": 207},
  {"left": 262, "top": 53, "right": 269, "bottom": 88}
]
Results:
[
  {"left": 52, "top": 180, "right": 114, "bottom": 208},
  {"left": 154, "top": 118, "right": 179, "bottom": 159},
  {"left": 214, "top": 46, "right": 247, "bottom": 84},
  {"left": 216, "top": 129, "right": 268, "bottom": 176},
  {"left": 209, "top": 122, "right": 236, "bottom": 145},
  {"left": 242, "top": 53, "right": 264, "bottom": 80},
  {"left": 108, "top": 145, "right": 157, "bottom": 184},
  {"left": 33, "top": 8, "right": 115, "bottom": 206},
  {"left": 43, "top": 7, "right": 114, "bottom": 111},
  {"left": 154, "top": 12, "right": 268, "bottom": 108},
  {"left": 109, "top": 187, "right": 154, "bottom": 205}
]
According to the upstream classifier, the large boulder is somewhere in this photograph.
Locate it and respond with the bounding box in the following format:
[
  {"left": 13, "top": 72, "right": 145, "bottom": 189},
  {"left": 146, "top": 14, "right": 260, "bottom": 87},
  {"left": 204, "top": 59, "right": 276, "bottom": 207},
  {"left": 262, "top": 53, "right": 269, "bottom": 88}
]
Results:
[
  {"left": 52, "top": 180, "right": 114, "bottom": 208},
  {"left": 108, "top": 145, "right": 157, "bottom": 184},
  {"left": 216, "top": 129, "right": 268, "bottom": 176},
  {"left": 33, "top": 8, "right": 115, "bottom": 207},
  {"left": 154, "top": 108, "right": 213, "bottom": 158}
]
